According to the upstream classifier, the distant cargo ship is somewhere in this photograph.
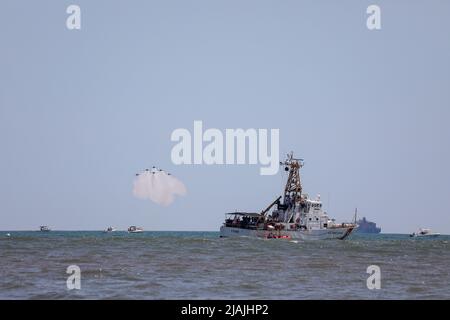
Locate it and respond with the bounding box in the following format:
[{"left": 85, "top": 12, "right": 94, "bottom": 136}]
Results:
[{"left": 355, "top": 217, "right": 381, "bottom": 234}]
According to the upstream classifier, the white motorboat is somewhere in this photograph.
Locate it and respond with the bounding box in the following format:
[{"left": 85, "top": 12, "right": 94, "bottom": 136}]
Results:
[
  {"left": 410, "top": 228, "right": 440, "bottom": 238},
  {"left": 128, "top": 226, "right": 144, "bottom": 233}
]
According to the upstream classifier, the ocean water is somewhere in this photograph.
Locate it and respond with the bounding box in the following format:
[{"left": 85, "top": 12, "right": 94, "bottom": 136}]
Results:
[{"left": 0, "top": 231, "right": 449, "bottom": 300}]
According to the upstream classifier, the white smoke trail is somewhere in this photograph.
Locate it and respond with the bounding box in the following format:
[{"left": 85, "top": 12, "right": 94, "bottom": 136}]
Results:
[{"left": 133, "top": 168, "right": 187, "bottom": 206}]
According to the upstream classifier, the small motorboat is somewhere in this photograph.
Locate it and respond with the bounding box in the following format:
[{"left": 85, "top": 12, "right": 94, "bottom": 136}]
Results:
[
  {"left": 410, "top": 228, "right": 441, "bottom": 238},
  {"left": 40, "top": 226, "right": 51, "bottom": 232},
  {"left": 104, "top": 227, "right": 117, "bottom": 233},
  {"left": 128, "top": 226, "right": 144, "bottom": 233}
]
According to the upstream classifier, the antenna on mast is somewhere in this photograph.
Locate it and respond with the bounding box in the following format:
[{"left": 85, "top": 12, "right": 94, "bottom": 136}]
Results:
[{"left": 279, "top": 151, "right": 304, "bottom": 207}]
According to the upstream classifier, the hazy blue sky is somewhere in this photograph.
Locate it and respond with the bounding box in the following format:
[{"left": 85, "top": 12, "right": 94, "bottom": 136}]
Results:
[{"left": 1, "top": 1, "right": 449, "bottom": 233}]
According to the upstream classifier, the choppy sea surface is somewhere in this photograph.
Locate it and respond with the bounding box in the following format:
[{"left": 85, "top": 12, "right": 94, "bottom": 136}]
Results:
[{"left": 0, "top": 231, "right": 449, "bottom": 299}]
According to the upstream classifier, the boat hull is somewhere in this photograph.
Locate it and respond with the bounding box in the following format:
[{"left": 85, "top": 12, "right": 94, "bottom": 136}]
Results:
[
  {"left": 411, "top": 234, "right": 440, "bottom": 238},
  {"left": 220, "top": 226, "right": 355, "bottom": 240}
]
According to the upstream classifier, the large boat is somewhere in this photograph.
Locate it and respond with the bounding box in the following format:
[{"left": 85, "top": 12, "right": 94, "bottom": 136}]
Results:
[
  {"left": 220, "top": 153, "right": 357, "bottom": 240},
  {"left": 355, "top": 216, "right": 381, "bottom": 234},
  {"left": 410, "top": 228, "right": 440, "bottom": 238}
]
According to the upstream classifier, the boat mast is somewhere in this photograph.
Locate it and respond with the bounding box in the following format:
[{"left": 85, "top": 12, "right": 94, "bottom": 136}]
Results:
[{"left": 280, "top": 152, "right": 304, "bottom": 207}]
